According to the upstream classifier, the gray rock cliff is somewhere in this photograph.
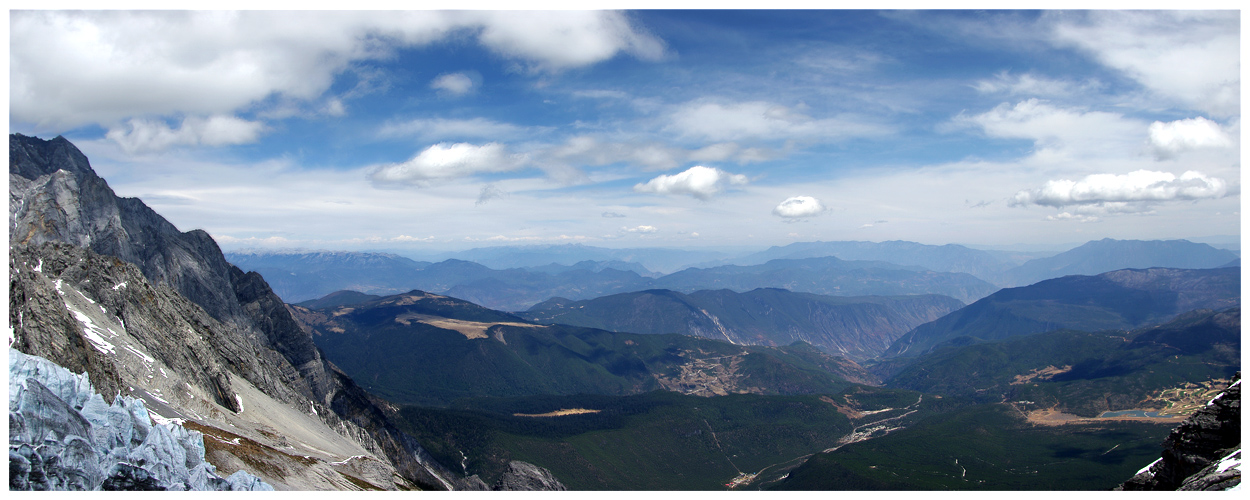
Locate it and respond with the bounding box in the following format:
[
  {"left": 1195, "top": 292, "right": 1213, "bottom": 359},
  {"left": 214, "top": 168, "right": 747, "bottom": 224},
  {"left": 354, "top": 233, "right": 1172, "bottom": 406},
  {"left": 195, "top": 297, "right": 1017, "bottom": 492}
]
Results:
[
  {"left": 1117, "top": 372, "right": 1240, "bottom": 490},
  {"left": 9, "top": 133, "right": 468, "bottom": 490}
]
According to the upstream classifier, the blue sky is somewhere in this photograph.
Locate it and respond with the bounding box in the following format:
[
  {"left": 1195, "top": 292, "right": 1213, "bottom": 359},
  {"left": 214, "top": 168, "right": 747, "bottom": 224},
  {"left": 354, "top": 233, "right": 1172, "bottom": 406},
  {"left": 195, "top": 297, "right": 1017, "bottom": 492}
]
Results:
[{"left": 9, "top": 8, "right": 1242, "bottom": 252}]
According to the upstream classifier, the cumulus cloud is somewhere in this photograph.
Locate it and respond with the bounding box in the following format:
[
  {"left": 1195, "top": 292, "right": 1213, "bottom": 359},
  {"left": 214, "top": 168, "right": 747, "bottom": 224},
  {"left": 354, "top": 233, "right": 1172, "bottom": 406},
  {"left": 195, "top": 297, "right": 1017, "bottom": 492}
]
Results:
[
  {"left": 430, "top": 72, "right": 475, "bottom": 95},
  {"left": 471, "top": 10, "right": 666, "bottom": 71},
  {"left": 622, "top": 225, "right": 658, "bottom": 233},
  {"left": 772, "top": 196, "right": 827, "bottom": 219},
  {"left": 10, "top": 10, "right": 665, "bottom": 130},
  {"left": 370, "top": 143, "right": 526, "bottom": 187},
  {"left": 1010, "top": 169, "right": 1230, "bottom": 215},
  {"left": 667, "top": 100, "right": 891, "bottom": 142},
  {"left": 633, "top": 166, "right": 748, "bottom": 200},
  {"left": 106, "top": 115, "right": 265, "bottom": 153},
  {"left": 1148, "top": 117, "right": 1233, "bottom": 159},
  {"left": 1048, "top": 10, "right": 1239, "bottom": 117}
]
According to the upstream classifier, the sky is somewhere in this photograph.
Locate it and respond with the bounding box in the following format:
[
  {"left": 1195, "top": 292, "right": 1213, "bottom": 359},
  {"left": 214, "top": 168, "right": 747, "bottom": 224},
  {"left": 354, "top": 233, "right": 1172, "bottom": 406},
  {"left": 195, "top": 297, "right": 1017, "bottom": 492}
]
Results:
[{"left": 8, "top": 7, "right": 1243, "bottom": 253}]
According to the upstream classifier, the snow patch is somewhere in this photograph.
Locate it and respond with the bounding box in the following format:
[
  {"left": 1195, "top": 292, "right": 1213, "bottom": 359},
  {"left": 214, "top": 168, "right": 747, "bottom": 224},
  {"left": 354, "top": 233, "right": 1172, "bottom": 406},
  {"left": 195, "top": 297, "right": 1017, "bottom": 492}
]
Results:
[
  {"left": 330, "top": 455, "right": 368, "bottom": 466},
  {"left": 1215, "top": 450, "right": 1240, "bottom": 474},
  {"left": 235, "top": 394, "right": 244, "bottom": 413},
  {"left": 112, "top": 281, "right": 127, "bottom": 290},
  {"left": 148, "top": 410, "right": 185, "bottom": 427},
  {"left": 69, "top": 308, "right": 116, "bottom": 354},
  {"left": 123, "top": 344, "right": 155, "bottom": 364},
  {"left": 1136, "top": 457, "right": 1162, "bottom": 477},
  {"left": 33, "top": 259, "right": 42, "bottom": 273}
]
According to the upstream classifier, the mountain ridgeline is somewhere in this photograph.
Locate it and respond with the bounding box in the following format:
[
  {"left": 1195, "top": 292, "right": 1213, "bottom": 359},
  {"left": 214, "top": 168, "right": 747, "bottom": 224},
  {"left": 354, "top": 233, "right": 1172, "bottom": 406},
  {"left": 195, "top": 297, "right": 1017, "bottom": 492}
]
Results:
[
  {"left": 883, "top": 267, "right": 1240, "bottom": 360},
  {"left": 519, "top": 288, "right": 964, "bottom": 361},
  {"left": 8, "top": 134, "right": 482, "bottom": 490},
  {"left": 290, "top": 290, "right": 878, "bottom": 407}
]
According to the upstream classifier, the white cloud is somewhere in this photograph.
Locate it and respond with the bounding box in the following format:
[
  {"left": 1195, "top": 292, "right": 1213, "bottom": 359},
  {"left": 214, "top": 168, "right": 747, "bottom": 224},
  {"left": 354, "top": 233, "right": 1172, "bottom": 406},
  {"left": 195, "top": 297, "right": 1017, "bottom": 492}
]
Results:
[
  {"left": 602, "top": 212, "right": 626, "bottom": 218},
  {"left": 370, "top": 143, "right": 527, "bottom": 187},
  {"left": 622, "top": 225, "right": 658, "bottom": 233},
  {"left": 1048, "top": 10, "right": 1239, "bottom": 117},
  {"left": 376, "top": 117, "right": 526, "bottom": 141},
  {"left": 1045, "top": 212, "right": 1100, "bottom": 223},
  {"left": 470, "top": 10, "right": 666, "bottom": 71},
  {"left": 956, "top": 98, "right": 1142, "bottom": 156},
  {"left": 105, "top": 115, "right": 265, "bottom": 153},
  {"left": 430, "top": 72, "right": 475, "bottom": 95},
  {"left": 973, "top": 71, "right": 1102, "bottom": 97},
  {"left": 1148, "top": 117, "right": 1233, "bottom": 159},
  {"left": 772, "top": 196, "right": 827, "bottom": 219},
  {"left": 546, "top": 136, "right": 771, "bottom": 172},
  {"left": 667, "top": 100, "right": 891, "bottom": 142},
  {"left": 633, "top": 166, "right": 748, "bottom": 200},
  {"left": 1010, "top": 169, "right": 1230, "bottom": 214},
  {"left": 10, "top": 10, "right": 665, "bottom": 130}
]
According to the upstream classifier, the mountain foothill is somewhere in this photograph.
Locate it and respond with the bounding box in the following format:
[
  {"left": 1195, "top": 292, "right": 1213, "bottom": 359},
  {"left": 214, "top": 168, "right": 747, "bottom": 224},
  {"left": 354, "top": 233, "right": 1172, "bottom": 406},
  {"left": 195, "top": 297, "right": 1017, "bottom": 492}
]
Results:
[{"left": 9, "top": 133, "right": 1241, "bottom": 491}]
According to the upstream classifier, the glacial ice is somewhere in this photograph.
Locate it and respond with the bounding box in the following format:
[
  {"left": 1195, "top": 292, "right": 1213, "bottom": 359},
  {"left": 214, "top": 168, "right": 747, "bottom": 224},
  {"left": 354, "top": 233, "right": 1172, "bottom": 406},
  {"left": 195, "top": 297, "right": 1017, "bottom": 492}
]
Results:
[{"left": 8, "top": 348, "right": 273, "bottom": 491}]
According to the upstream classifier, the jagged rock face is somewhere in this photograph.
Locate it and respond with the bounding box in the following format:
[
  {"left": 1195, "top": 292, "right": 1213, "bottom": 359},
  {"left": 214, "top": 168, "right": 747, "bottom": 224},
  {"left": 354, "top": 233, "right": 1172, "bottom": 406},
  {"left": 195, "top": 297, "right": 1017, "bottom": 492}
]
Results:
[
  {"left": 1117, "top": 373, "right": 1241, "bottom": 491},
  {"left": 9, "top": 348, "right": 273, "bottom": 491},
  {"left": 9, "top": 133, "right": 468, "bottom": 490},
  {"left": 492, "top": 461, "right": 567, "bottom": 491},
  {"left": 9, "top": 134, "right": 326, "bottom": 404}
]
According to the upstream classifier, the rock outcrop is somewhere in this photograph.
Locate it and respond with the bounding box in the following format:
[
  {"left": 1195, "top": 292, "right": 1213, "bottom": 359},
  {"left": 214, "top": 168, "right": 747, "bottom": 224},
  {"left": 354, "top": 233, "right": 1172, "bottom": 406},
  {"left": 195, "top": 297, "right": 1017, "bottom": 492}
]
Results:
[
  {"left": 9, "top": 348, "right": 272, "bottom": 491},
  {"left": 9, "top": 133, "right": 469, "bottom": 490},
  {"left": 1117, "top": 372, "right": 1240, "bottom": 491},
  {"left": 492, "top": 460, "right": 568, "bottom": 491}
]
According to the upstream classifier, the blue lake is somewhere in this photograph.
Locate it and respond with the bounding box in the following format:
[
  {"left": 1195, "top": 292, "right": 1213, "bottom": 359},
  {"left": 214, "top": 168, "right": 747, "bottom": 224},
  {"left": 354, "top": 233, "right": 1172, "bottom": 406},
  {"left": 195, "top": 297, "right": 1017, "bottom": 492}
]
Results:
[{"left": 1098, "top": 410, "right": 1166, "bottom": 418}]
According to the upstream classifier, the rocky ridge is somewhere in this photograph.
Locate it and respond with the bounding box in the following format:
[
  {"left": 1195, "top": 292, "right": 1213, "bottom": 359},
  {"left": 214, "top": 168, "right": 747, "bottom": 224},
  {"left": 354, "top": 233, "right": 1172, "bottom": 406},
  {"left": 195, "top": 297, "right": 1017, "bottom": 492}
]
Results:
[
  {"left": 1117, "top": 372, "right": 1240, "bottom": 491},
  {"left": 7, "top": 133, "right": 485, "bottom": 490}
]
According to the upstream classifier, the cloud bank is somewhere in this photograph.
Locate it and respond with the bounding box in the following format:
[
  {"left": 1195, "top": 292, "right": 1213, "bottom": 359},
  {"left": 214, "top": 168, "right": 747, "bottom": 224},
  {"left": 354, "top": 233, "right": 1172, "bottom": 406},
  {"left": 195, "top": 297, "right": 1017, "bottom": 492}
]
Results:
[
  {"left": 633, "top": 166, "right": 748, "bottom": 200},
  {"left": 1010, "top": 169, "right": 1230, "bottom": 215},
  {"left": 11, "top": 10, "right": 664, "bottom": 132}
]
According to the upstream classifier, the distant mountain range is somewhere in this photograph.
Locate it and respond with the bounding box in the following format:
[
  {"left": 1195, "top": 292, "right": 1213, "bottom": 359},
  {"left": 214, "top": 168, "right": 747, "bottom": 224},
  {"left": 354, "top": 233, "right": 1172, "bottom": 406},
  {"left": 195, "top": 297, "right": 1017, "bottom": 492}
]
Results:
[
  {"left": 882, "top": 267, "right": 1241, "bottom": 360},
  {"left": 232, "top": 252, "right": 1000, "bottom": 309},
  {"left": 232, "top": 236, "right": 1237, "bottom": 310},
  {"left": 518, "top": 288, "right": 964, "bottom": 361},
  {"left": 999, "top": 238, "right": 1239, "bottom": 286}
]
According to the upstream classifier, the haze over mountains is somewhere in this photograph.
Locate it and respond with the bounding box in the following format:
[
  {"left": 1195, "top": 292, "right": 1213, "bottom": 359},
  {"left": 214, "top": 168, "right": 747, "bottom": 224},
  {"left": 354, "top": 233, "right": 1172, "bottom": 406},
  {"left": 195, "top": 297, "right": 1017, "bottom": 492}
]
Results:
[{"left": 228, "top": 236, "right": 1236, "bottom": 311}]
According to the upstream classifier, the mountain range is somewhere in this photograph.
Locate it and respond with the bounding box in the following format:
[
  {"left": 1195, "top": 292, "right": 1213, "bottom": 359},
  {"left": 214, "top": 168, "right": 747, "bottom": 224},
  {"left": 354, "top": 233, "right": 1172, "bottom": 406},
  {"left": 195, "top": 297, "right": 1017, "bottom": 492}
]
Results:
[
  {"left": 518, "top": 288, "right": 964, "bottom": 361},
  {"left": 230, "top": 235, "right": 1237, "bottom": 311},
  {"left": 882, "top": 266, "right": 1241, "bottom": 360},
  {"left": 290, "top": 289, "right": 877, "bottom": 406},
  {"left": 230, "top": 251, "right": 1001, "bottom": 309},
  {"left": 9, "top": 133, "right": 1240, "bottom": 491}
]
